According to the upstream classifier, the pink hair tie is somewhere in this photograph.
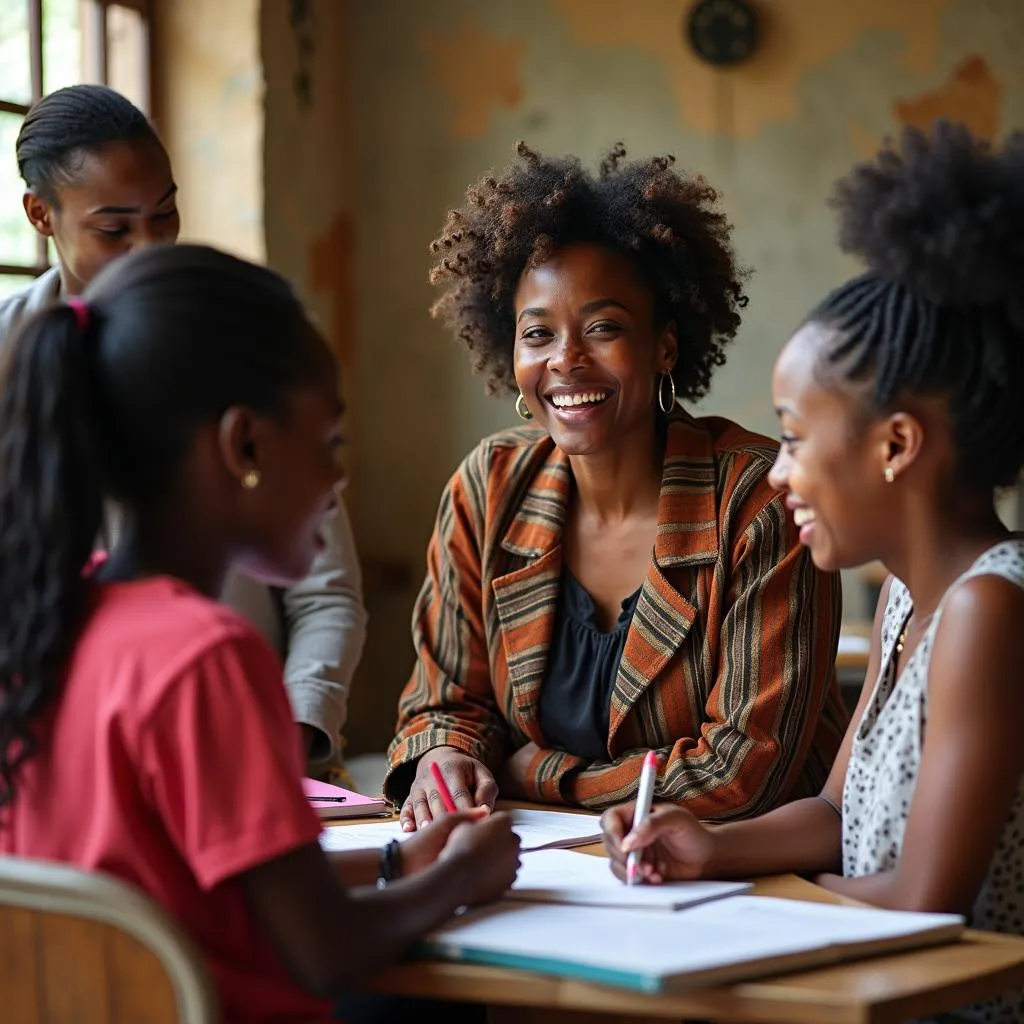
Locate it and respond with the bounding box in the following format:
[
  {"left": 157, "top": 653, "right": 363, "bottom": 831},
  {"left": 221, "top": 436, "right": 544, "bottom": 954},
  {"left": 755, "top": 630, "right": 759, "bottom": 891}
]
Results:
[{"left": 67, "top": 297, "right": 90, "bottom": 332}]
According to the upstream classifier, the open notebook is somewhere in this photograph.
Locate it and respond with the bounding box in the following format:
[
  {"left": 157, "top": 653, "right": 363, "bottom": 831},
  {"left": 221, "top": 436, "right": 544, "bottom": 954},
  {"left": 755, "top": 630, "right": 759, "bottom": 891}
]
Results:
[
  {"left": 303, "top": 777, "right": 389, "bottom": 821},
  {"left": 507, "top": 849, "right": 751, "bottom": 910},
  {"left": 418, "top": 895, "right": 963, "bottom": 993},
  {"left": 318, "top": 807, "right": 601, "bottom": 852}
]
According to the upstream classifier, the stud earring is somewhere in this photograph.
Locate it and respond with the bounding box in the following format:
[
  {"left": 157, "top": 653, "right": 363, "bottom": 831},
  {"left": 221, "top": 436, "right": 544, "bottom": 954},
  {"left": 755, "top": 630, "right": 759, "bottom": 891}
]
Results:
[
  {"left": 884, "top": 467, "right": 895, "bottom": 484},
  {"left": 515, "top": 393, "right": 533, "bottom": 420},
  {"left": 241, "top": 469, "right": 261, "bottom": 490}
]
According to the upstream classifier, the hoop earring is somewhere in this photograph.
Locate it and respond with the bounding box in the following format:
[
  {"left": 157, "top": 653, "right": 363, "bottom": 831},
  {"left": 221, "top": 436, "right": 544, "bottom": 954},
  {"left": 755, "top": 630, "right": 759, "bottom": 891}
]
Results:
[
  {"left": 657, "top": 372, "right": 676, "bottom": 415},
  {"left": 515, "top": 393, "right": 533, "bottom": 421},
  {"left": 241, "top": 469, "right": 261, "bottom": 490}
]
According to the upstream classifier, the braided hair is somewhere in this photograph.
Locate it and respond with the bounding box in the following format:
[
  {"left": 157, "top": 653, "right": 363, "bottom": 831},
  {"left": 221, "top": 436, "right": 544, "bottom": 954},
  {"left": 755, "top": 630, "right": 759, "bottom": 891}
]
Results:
[
  {"left": 16, "top": 84, "right": 157, "bottom": 202},
  {"left": 0, "top": 244, "right": 333, "bottom": 812},
  {"left": 429, "top": 141, "right": 749, "bottom": 399},
  {"left": 813, "top": 120, "right": 1024, "bottom": 490}
]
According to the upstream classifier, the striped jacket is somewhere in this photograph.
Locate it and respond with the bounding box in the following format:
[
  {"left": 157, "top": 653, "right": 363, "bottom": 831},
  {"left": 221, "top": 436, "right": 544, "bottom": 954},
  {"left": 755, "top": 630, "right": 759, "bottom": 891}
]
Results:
[{"left": 385, "top": 410, "right": 849, "bottom": 817}]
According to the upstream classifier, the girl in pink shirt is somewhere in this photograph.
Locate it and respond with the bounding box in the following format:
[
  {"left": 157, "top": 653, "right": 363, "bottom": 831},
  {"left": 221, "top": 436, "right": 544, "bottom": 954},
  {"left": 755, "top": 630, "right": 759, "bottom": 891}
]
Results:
[{"left": 0, "top": 243, "right": 519, "bottom": 1023}]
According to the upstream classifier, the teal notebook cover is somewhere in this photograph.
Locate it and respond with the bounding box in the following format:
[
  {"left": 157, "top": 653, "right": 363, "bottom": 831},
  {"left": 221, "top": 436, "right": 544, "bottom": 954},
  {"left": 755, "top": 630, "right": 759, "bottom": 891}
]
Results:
[{"left": 413, "top": 939, "right": 666, "bottom": 993}]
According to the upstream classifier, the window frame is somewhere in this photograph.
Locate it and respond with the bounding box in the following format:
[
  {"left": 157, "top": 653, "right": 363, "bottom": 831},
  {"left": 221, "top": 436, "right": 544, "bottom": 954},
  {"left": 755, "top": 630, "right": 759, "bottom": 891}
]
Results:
[{"left": 0, "top": 0, "right": 152, "bottom": 281}]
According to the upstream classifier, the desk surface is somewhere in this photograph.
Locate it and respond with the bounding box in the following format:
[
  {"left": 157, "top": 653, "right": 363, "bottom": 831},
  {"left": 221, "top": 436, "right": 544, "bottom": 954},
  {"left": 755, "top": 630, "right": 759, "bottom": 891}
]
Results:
[
  {"left": 326, "top": 811, "right": 1024, "bottom": 1023},
  {"left": 837, "top": 620, "right": 873, "bottom": 673}
]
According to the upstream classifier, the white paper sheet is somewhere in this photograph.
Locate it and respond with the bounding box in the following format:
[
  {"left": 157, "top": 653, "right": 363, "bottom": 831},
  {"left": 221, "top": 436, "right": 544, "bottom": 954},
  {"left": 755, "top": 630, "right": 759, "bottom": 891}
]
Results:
[
  {"left": 318, "top": 808, "right": 602, "bottom": 854},
  {"left": 505, "top": 809, "right": 603, "bottom": 850},
  {"left": 838, "top": 633, "right": 871, "bottom": 654},
  {"left": 508, "top": 849, "right": 752, "bottom": 910}
]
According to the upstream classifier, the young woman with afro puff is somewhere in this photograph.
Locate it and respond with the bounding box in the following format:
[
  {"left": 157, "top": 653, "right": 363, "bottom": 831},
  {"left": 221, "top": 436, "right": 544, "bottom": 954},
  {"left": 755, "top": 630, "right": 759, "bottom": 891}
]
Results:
[{"left": 602, "top": 121, "right": 1024, "bottom": 1023}]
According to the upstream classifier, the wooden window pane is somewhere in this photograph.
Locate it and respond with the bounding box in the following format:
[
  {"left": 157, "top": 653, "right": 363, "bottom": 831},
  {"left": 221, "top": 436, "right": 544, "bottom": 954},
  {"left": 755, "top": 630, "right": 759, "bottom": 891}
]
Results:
[
  {"left": 0, "top": 110, "right": 37, "bottom": 267},
  {"left": 80, "top": 0, "right": 107, "bottom": 85},
  {"left": 0, "top": 0, "right": 33, "bottom": 105},
  {"left": 43, "top": 0, "right": 81, "bottom": 94},
  {"left": 107, "top": 3, "right": 147, "bottom": 112}
]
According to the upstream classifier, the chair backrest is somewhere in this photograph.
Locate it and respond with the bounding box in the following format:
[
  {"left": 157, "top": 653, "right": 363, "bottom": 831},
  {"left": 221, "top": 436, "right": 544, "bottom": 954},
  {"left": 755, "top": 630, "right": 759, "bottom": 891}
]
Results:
[{"left": 0, "top": 855, "right": 219, "bottom": 1024}]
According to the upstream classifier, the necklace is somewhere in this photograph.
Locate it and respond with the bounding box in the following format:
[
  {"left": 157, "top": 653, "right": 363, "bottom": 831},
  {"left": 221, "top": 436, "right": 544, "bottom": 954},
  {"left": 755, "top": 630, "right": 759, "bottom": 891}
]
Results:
[{"left": 895, "top": 612, "right": 935, "bottom": 656}]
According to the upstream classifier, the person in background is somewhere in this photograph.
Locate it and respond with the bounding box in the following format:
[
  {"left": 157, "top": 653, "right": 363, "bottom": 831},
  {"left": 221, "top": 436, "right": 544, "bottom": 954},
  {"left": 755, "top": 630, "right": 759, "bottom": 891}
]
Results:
[
  {"left": 0, "top": 243, "right": 519, "bottom": 1023},
  {"left": 0, "top": 84, "right": 366, "bottom": 779},
  {"left": 386, "top": 142, "right": 848, "bottom": 827},
  {"left": 601, "top": 121, "right": 1024, "bottom": 1023}
]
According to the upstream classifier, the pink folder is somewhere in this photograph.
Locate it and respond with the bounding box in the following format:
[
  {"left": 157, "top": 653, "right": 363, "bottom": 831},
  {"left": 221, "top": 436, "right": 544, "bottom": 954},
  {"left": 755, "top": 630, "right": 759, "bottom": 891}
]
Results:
[{"left": 302, "top": 777, "right": 390, "bottom": 821}]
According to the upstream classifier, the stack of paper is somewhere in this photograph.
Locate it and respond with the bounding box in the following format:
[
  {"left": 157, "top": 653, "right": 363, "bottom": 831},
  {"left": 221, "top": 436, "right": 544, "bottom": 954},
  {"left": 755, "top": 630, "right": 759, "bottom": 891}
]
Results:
[
  {"left": 419, "top": 895, "right": 963, "bottom": 993},
  {"left": 318, "top": 807, "right": 602, "bottom": 853},
  {"left": 318, "top": 805, "right": 963, "bottom": 993}
]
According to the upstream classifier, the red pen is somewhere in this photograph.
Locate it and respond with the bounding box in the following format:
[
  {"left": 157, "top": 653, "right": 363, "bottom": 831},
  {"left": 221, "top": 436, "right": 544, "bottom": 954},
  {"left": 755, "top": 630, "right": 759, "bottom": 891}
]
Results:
[{"left": 429, "top": 761, "right": 458, "bottom": 813}]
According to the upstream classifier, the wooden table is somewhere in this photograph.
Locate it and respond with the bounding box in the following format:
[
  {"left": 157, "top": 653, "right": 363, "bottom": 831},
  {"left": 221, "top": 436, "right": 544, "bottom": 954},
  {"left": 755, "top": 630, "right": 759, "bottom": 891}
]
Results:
[{"left": 328, "top": 816, "right": 1024, "bottom": 1023}]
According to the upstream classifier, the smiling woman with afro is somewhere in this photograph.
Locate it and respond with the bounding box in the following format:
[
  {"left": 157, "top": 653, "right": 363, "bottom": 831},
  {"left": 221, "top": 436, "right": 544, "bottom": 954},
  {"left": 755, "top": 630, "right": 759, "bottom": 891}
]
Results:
[{"left": 384, "top": 141, "right": 847, "bottom": 827}]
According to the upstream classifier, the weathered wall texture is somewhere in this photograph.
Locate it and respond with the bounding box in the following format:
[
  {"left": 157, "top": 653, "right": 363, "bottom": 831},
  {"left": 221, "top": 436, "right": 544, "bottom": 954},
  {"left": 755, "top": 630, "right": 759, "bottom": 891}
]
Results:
[
  {"left": 255, "top": 0, "right": 1024, "bottom": 751},
  {"left": 153, "top": 0, "right": 264, "bottom": 262}
]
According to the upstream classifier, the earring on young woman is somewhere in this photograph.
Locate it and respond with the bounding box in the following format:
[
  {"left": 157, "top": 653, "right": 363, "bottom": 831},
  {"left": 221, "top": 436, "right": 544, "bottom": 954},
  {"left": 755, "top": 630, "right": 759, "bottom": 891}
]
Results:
[
  {"left": 515, "top": 393, "right": 533, "bottom": 421},
  {"left": 241, "top": 469, "right": 261, "bottom": 490}
]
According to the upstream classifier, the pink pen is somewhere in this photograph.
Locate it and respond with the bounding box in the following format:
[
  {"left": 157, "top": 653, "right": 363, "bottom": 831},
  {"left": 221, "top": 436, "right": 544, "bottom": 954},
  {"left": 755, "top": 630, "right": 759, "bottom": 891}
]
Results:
[
  {"left": 626, "top": 750, "right": 658, "bottom": 885},
  {"left": 429, "top": 761, "right": 458, "bottom": 813}
]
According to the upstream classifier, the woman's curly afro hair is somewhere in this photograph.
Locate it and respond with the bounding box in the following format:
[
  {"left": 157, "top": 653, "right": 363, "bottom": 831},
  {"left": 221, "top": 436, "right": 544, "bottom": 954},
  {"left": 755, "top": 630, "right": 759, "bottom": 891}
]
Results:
[{"left": 429, "top": 142, "right": 749, "bottom": 400}]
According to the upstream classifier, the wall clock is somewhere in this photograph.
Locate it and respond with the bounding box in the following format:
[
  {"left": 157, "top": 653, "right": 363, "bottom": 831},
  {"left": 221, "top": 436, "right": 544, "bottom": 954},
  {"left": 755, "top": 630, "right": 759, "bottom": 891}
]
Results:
[{"left": 686, "top": 0, "right": 760, "bottom": 67}]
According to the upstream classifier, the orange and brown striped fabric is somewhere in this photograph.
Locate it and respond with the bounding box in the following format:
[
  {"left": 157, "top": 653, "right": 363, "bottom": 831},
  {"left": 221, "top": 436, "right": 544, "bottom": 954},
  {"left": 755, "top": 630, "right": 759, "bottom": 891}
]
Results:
[{"left": 385, "top": 410, "right": 849, "bottom": 818}]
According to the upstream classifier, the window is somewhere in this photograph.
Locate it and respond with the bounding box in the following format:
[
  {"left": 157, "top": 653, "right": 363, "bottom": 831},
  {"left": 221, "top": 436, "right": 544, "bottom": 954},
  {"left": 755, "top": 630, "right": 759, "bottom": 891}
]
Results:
[{"left": 0, "top": 0, "right": 151, "bottom": 298}]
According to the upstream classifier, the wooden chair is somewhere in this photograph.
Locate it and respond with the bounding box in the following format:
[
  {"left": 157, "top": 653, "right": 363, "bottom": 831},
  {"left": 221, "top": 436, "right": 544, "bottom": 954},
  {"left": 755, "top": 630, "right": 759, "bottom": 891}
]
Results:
[{"left": 0, "top": 855, "right": 219, "bottom": 1024}]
